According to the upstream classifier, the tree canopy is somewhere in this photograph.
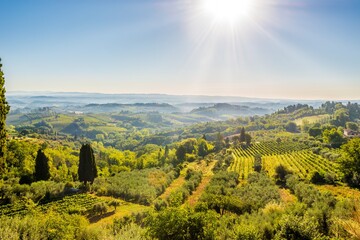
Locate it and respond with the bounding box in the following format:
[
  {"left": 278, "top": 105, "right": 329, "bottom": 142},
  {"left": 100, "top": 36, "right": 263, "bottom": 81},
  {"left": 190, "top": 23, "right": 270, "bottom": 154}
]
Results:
[
  {"left": 340, "top": 138, "right": 360, "bottom": 187},
  {"left": 0, "top": 59, "right": 10, "bottom": 173},
  {"left": 34, "top": 149, "right": 51, "bottom": 181},
  {"left": 78, "top": 144, "right": 98, "bottom": 184}
]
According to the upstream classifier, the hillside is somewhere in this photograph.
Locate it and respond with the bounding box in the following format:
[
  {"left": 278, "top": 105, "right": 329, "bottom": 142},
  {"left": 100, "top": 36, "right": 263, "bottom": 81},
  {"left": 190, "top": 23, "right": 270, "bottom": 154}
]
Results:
[{"left": 1, "top": 100, "right": 360, "bottom": 239}]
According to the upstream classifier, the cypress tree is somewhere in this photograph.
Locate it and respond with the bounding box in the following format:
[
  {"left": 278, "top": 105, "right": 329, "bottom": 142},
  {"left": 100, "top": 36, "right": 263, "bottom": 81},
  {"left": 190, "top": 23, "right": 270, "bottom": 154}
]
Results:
[
  {"left": 34, "top": 149, "right": 51, "bottom": 181},
  {"left": 239, "top": 127, "right": 246, "bottom": 142},
  {"left": 164, "top": 145, "right": 169, "bottom": 159},
  {"left": 0, "top": 58, "right": 10, "bottom": 173},
  {"left": 78, "top": 144, "right": 97, "bottom": 184}
]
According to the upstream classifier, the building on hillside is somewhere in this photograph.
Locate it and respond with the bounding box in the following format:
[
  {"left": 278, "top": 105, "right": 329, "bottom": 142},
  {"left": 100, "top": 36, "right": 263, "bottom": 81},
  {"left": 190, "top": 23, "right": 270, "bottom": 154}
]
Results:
[{"left": 344, "top": 129, "right": 360, "bottom": 138}]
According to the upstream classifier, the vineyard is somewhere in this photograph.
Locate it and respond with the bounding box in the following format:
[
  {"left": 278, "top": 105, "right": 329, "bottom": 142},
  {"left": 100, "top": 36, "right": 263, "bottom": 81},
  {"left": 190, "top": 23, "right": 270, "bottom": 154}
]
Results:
[
  {"left": 232, "top": 141, "right": 308, "bottom": 158},
  {"left": 262, "top": 150, "right": 339, "bottom": 179},
  {"left": 229, "top": 141, "right": 339, "bottom": 180}
]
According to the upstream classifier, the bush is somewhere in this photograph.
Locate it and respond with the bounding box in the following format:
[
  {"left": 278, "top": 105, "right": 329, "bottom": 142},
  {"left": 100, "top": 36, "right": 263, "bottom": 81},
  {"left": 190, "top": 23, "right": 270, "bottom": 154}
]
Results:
[
  {"left": 153, "top": 199, "right": 167, "bottom": 211},
  {"left": 92, "top": 202, "right": 108, "bottom": 216},
  {"left": 0, "top": 212, "right": 89, "bottom": 240},
  {"left": 274, "top": 164, "right": 292, "bottom": 185},
  {"left": 310, "top": 171, "right": 326, "bottom": 184}
]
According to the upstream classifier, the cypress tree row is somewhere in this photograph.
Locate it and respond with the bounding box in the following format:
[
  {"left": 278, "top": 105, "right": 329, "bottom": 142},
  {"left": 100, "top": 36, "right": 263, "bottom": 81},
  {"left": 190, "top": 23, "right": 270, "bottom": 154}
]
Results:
[
  {"left": 0, "top": 58, "right": 10, "bottom": 173},
  {"left": 78, "top": 144, "right": 98, "bottom": 184},
  {"left": 34, "top": 149, "right": 51, "bottom": 181}
]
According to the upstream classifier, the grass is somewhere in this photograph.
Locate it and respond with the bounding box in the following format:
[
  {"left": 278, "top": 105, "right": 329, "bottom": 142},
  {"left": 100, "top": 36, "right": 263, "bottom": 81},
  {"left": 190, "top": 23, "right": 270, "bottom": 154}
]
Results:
[
  {"left": 294, "top": 114, "right": 330, "bottom": 126},
  {"left": 316, "top": 185, "right": 360, "bottom": 200},
  {"left": 89, "top": 200, "right": 149, "bottom": 227},
  {"left": 278, "top": 188, "right": 297, "bottom": 204}
]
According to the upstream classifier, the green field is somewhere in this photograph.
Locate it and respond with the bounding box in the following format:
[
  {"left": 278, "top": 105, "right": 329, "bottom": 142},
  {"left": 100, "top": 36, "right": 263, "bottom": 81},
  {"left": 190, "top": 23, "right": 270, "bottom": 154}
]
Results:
[{"left": 294, "top": 114, "right": 330, "bottom": 126}]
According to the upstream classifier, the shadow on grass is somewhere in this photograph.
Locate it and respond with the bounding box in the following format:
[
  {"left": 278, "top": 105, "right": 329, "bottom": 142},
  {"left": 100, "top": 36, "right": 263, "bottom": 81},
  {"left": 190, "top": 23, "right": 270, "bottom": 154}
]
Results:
[{"left": 88, "top": 210, "right": 116, "bottom": 223}]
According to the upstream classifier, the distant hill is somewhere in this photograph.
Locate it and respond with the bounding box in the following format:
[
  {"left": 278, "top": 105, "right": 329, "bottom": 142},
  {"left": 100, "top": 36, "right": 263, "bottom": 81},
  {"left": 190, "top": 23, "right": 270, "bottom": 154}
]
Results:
[
  {"left": 82, "top": 103, "right": 178, "bottom": 113},
  {"left": 7, "top": 91, "right": 338, "bottom": 112},
  {"left": 190, "top": 103, "right": 271, "bottom": 118}
]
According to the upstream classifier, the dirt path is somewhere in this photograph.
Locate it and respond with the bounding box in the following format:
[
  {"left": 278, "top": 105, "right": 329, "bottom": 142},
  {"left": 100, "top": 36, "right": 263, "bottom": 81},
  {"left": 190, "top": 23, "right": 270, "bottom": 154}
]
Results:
[{"left": 158, "top": 175, "right": 186, "bottom": 200}]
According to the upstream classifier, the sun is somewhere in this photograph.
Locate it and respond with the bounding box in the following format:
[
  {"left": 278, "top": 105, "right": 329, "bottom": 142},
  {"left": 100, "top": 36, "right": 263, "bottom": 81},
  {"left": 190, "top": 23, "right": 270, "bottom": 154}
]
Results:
[{"left": 202, "top": 0, "right": 254, "bottom": 24}]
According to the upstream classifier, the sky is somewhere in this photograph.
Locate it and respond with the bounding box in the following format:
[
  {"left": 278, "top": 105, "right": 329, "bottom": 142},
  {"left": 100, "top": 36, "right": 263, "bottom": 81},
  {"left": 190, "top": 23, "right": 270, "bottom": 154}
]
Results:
[{"left": 0, "top": 0, "right": 359, "bottom": 100}]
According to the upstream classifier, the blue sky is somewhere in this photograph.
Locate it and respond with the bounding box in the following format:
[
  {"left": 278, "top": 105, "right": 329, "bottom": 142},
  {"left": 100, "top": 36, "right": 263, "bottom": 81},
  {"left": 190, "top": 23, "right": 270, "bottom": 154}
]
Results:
[{"left": 0, "top": 0, "right": 359, "bottom": 99}]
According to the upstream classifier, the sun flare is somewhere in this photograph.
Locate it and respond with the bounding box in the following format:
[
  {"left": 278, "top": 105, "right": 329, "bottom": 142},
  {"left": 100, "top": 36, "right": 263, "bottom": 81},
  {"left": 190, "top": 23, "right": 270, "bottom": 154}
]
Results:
[{"left": 202, "top": 0, "right": 254, "bottom": 24}]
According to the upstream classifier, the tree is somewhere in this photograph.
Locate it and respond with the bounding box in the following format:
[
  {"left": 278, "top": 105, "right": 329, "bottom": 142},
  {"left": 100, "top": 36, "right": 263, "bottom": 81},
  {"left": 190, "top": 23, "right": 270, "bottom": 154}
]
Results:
[
  {"left": 164, "top": 145, "right": 169, "bottom": 159},
  {"left": 340, "top": 138, "right": 360, "bottom": 187},
  {"left": 285, "top": 122, "right": 298, "bottom": 133},
  {"left": 323, "top": 128, "right": 345, "bottom": 147},
  {"left": 253, "top": 154, "right": 262, "bottom": 172},
  {"left": 146, "top": 207, "right": 215, "bottom": 240},
  {"left": 0, "top": 59, "right": 10, "bottom": 173},
  {"left": 34, "top": 149, "right": 51, "bottom": 181},
  {"left": 239, "top": 127, "right": 246, "bottom": 142},
  {"left": 346, "top": 122, "right": 358, "bottom": 131},
  {"left": 274, "top": 164, "right": 292, "bottom": 185},
  {"left": 331, "top": 108, "right": 350, "bottom": 127},
  {"left": 175, "top": 145, "right": 186, "bottom": 163},
  {"left": 198, "top": 139, "right": 209, "bottom": 158},
  {"left": 245, "top": 133, "right": 252, "bottom": 145},
  {"left": 214, "top": 132, "right": 225, "bottom": 151},
  {"left": 309, "top": 127, "right": 322, "bottom": 137},
  {"left": 109, "top": 200, "right": 121, "bottom": 211},
  {"left": 78, "top": 144, "right": 98, "bottom": 185}
]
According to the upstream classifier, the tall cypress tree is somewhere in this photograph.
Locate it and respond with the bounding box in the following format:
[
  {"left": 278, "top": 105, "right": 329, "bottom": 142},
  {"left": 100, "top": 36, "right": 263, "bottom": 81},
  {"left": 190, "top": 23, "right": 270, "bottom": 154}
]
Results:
[
  {"left": 0, "top": 58, "right": 10, "bottom": 173},
  {"left": 239, "top": 127, "right": 246, "bottom": 143},
  {"left": 34, "top": 149, "right": 51, "bottom": 181},
  {"left": 78, "top": 144, "right": 97, "bottom": 184}
]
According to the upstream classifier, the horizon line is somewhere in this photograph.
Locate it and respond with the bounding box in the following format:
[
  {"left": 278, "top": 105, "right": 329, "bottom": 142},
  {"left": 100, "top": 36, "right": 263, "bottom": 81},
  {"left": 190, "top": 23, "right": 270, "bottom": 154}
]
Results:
[{"left": 6, "top": 90, "right": 360, "bottom": 102}]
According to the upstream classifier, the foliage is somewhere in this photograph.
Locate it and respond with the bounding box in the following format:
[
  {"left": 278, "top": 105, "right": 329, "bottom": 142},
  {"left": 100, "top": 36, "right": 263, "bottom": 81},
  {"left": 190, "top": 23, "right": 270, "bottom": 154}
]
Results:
[
  {"left": 0, "top": 211, "right": 88, "bottom": 240},
  {"left": 167, "top": 169, "right": 202, "bottom": 207},
  {"left": 253, "top": 154, "right": 262, "bottom": 172},
  {"left": 323, "top": 127, "right": 345, "bottom": 147},
  {"left": 274, "top": 164, "right": 292, "bottom": 185},
  {"left": 146, "top": 207, "right": 216, "bottom": 240},
  {"left": 285, "top": 122, "right": 298, "bottom": 133},
  {"left": 93, "top": 168, "right": 176, "bottom": 205},
  {"left": 200, "top": 171, "right": 242, "bottom": 215},
  {"left": 78, "top": 144, "right": 98, "bottom": 184},
  {"left": 340, "top": 138, "right": 360, "bottom": 188},
  {"left": 34, "top": 149, "right": 51, "bottom": 181},
  {"left": 308, "top": 127, "right": 322, "bottom": 137},
  {"left": 91, "top": 202, "right": 108, "bottom": 216},
  {"left": 346, "top": 122, "right": 358, "bottom": 131},
  {"left": 2, "top": 100, "right": 360, "bottom": 239},
  {"left": 235, "top": 173, "right": 280, "bottom": 212},
  {"left": 0, "top": 59, "right": 10, "bottom": 174},
  {"left": 239, "top": 127, "right": 246, "bottom": 142}
]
